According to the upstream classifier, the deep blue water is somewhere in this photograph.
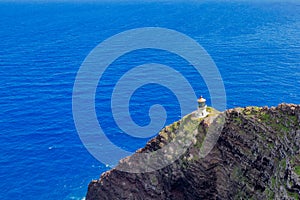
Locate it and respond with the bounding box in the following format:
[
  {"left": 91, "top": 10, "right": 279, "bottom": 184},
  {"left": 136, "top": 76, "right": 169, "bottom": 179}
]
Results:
[{"left": 0, "top": 1, "right": 299, "bottom": 199}]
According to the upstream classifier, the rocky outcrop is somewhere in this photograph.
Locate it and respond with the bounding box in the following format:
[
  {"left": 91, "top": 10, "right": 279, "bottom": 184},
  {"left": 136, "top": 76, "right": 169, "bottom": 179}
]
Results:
[{"left": 86, "top": 104, "right": 300, "bottom": 200}]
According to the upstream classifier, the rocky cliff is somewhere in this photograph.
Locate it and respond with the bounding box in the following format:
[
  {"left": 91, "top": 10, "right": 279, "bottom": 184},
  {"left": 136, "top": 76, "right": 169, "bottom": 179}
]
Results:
[{"left": 86, "top": 104, "right": 300, "bottom": 200}]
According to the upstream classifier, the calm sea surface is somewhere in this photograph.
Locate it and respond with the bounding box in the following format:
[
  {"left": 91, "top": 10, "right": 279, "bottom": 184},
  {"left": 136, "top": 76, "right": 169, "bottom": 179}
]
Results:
[{"left": 0, "top": 1, "right": 299, "bottom": 199}]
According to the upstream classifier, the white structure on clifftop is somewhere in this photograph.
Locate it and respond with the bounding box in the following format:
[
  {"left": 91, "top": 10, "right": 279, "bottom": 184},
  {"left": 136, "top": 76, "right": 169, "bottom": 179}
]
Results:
[{"left": 197, "top": 96, "right": 209, "bottom": 118}]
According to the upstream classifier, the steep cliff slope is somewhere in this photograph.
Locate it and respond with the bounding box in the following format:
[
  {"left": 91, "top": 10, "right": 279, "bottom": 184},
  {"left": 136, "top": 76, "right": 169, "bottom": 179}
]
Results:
[{"left": 86, "top": 104, "right": 300, "bottom": 200}]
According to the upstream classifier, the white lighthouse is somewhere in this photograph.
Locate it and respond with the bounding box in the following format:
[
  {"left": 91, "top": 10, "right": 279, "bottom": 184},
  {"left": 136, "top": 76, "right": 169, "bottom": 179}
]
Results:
[{"left": 197, "top": 96, "right": 208, "bottom": 118}]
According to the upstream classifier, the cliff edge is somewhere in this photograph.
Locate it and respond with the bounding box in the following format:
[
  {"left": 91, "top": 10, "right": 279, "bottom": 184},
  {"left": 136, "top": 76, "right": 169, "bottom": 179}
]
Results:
[{"left": 86, "top": 104, "right": 300, "bottom": 199}]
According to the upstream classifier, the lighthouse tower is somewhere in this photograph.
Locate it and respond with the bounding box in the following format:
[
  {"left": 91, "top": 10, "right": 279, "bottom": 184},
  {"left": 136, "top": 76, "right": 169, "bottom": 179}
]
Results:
[{"left": 197, "top": 96, "right": 208, "bottom": 118}]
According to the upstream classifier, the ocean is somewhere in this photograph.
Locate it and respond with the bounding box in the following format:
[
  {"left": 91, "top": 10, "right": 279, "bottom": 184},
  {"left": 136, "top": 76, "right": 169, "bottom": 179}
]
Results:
[{"left": 0, "top": 1, "right": 299, "bottom": 199}]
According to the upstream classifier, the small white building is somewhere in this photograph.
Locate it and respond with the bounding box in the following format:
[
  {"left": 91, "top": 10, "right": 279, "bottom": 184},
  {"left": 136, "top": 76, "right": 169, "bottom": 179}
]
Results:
[{"left": 197, "top": 96, "right": 209, "bottom": 118}]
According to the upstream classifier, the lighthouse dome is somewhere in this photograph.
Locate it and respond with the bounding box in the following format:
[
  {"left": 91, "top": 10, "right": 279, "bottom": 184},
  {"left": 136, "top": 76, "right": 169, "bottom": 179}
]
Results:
[{"left": 197, "top": 96, "right": 206, "bottom": 103}]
